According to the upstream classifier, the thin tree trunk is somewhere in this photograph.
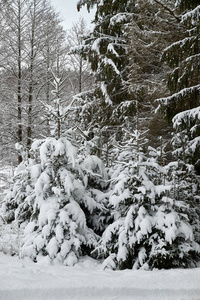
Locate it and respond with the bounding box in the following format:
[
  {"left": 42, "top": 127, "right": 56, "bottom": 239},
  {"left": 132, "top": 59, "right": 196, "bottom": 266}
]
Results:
[
  {"left": 27, "top": 71, "right": 33, "bottom": 151},
  {"left": 79, "top": 56, "right": 82, "bottom": 93},
  {"left": 17, "top": 0, "right": 23, "bottom": 164},
  {"left": 27, "top": 0, "right": 35, "bottom": 152},
  {"left": 46, "top": 44, "right": 51, "bottom": 136},
  {"left": 56, "top": 38, "right": 61, "bottom": 139}
]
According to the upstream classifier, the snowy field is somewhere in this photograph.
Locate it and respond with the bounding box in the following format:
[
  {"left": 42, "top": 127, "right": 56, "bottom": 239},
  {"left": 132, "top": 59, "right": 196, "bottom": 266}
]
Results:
[{"left": 0, "top": 253, "right": 200, "bottom": 300}]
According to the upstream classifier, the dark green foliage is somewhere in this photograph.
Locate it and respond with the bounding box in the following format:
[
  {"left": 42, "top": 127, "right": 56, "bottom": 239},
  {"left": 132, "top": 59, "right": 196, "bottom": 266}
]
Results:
[
  {"left": 75, "top": 0, "right": 136, "bottom": 160},
  {"left": 80, "top": 0, "right": 134, "bottom": 105},
  {"left": 177, "top": 0, "right": 200, "bottom": 11},
  {"left": 157, "top": 2, "right": 200, "bottom": 173},
  {"left": 160, "top": 3, "right": 200, "bottom": 120}
]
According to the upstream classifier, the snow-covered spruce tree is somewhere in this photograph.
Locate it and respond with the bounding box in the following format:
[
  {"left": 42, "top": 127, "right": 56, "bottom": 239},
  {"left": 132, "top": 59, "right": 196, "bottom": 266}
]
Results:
[
  {"left": 172, "top": 106, "right": 200, "bottom": 174},
  {"left": 20, "top": 137, "right": 103, "bottom": 265},
  {"left": 97, "top": 122, "right": 200, "bottom": 270},
  {"left": 148, "top": 157, "right": 200, "bottom": 269},
  {"left": 75, "top": 0, "right": 135, "bottom": 159},
  {"left": 2, "top": 72, "right": 109, "bottom": 265},
  {"left": 166, "top": 160, "right": 200, "bottom": 244},
  {"left": 77, "top": 0, "right": 133, "bottom": 105},
  {"left": 2, "top": 72, "right": 72, "bottom": 227},
  {"left": 158, "top": 2, "right": 200, "bottom": 173},
  {"left": 97, "top": 130, "right": 164, "bottom": 270}
]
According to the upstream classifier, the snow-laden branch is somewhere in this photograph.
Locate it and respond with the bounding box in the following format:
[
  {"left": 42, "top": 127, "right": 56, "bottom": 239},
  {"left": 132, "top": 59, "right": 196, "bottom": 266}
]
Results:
[
  {"left": 110, "top": 12, "right": 135, "bottom": 26},
  {"left": 181, "top": 5, "right": 200, "bottom": 26},
  {"left": 173, "top": 136, "right": 200, "bottom": 156},
  {"left": 163, "top": 36, "right": 196, "bottom": 53},
  {"left": 173, "top": 106, "right": 200, "bottom": 129},
  {"left": 101, "top": 82, "right": 112, "bottom": 105},
  {"left": 151, "top": 0, "right": 181, "bottom": 22},
  {"left": 157, "top": 84, "right": 200, "bottom": 105}
]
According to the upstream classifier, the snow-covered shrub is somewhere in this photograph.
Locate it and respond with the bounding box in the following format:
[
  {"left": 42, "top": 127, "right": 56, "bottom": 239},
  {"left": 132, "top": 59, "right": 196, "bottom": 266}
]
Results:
[
  {"left": 0, "top": 219, "right": 23, "bottom": 256},
  {"left": 99, "top": 159, "right": 161, "bottom": 270},
  {"left": 99, "top": 153, "right": 200, "bottom": 270},
  {"left": 2, "top": 146, "right": 38, "bottom": 226},
  {"left": 149, "top": 196, "right": 200, "bottom": 269}
]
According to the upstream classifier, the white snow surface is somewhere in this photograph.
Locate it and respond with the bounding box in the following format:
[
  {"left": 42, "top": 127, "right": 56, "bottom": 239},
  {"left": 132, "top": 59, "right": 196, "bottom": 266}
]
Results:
[{"left": 0, "top": 253, "right": 200, "bottom": 300}]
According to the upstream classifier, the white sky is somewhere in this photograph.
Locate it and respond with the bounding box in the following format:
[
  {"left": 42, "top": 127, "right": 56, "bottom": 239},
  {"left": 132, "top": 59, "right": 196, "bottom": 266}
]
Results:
[{"left": 51, "top": 0, "right": 95, "bottom": 30}]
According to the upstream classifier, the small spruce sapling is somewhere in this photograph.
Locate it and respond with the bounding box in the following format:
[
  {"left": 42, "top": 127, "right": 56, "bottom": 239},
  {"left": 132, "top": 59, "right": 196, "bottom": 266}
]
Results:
[
  {"left": 21, "top": 137, "right": 99, "bottom": 265},
  {"left": 3, "top": 70, "right": 109, "bottom": 265},
  {"left": 2, "top": 143, "right": 38, "bottom": 226}
]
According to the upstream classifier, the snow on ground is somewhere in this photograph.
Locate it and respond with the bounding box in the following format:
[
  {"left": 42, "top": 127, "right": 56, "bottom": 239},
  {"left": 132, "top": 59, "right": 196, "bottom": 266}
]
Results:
[{"left": 0, "top": 253, "right": 200, "bottom": 300}]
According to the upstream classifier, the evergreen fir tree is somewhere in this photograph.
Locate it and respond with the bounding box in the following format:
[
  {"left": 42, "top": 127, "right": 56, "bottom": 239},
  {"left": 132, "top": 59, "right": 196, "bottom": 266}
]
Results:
[
  {"left": 98, "top": 124, "right": 200, "bottom": 270},
  {"left": 20, "top": 136, "right": 102, "bottom": 265},
  {"left": 172, "top": 106, "right": 200, "bottom": 174},
  {"left": 2, "top": 71, "right": 109, "bottom": 265},
  {"left": 76, "top": 0, "right": 135, "bottom": 158},
  {"left": 158, "top": 2, "right": 200, "bottom": 173},
  {"left": 2, "top": 144, "right": 36, "bottom": 226}
]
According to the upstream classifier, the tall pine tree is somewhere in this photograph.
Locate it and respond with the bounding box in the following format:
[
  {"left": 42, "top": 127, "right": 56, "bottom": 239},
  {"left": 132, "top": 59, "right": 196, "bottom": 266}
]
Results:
[
  {"left": 76, "top": 0, "right": 135, "bottom": 160},
  {"left": 158, "top": 1, "right": 200, "bottom": 173}
]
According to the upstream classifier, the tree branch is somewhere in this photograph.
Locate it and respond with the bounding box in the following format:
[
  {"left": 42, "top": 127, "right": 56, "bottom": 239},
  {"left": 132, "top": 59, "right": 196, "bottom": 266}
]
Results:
[{"left": 152, "top": 0, "right": 181, "bottom": 22}]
